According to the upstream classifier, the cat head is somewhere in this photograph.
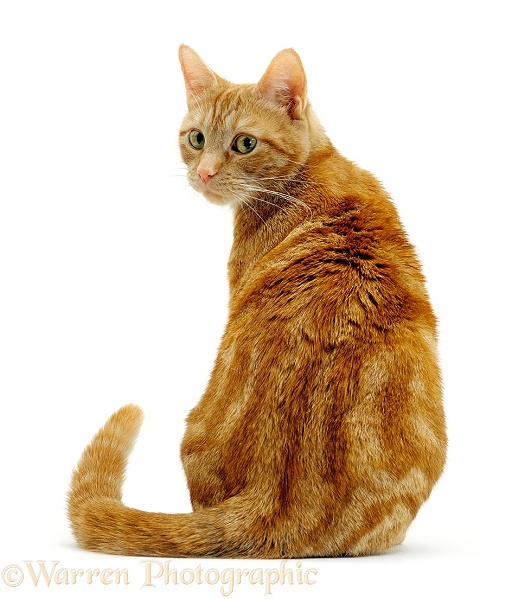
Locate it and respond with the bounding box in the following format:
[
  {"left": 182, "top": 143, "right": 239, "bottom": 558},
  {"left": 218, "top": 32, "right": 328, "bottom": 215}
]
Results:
[{"left": 178, "top": 45, "right": 324, "bottom": 207}]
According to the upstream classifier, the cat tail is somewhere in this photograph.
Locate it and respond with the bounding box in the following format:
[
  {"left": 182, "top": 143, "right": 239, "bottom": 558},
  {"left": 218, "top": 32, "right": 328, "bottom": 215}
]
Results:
[{"left": 68, "top": 404, "right": 270, "bottom": 558}]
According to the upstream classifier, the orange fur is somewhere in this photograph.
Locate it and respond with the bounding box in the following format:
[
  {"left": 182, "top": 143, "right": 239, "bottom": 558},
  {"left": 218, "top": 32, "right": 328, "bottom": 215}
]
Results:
[{"left": 67, "top": 45, "right": 446, "bottom": 558}]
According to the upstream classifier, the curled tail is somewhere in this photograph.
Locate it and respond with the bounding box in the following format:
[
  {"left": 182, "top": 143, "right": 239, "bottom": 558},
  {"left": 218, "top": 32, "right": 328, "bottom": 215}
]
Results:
[
  {"left": 68, "top": 405, "right": 278, "bottom": 558},
  {"left": 68, "top": 404, "right": 144, "bottom": 514}
]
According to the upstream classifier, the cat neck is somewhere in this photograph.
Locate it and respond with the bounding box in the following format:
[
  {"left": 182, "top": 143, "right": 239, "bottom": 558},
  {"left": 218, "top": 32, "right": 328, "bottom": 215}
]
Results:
[
  {"left": 227, "top": 128, "right": 397, "bottom": 299},
  {"left": 226, "top": 102, "right": 397, "bottom": 298},
  {"left": 228, "top": 142, "right": 341, "bottom": 297}
]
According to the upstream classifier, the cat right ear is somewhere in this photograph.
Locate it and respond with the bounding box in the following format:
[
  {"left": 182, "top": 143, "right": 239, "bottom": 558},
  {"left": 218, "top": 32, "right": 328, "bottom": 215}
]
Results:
[
  {"left": 178, "top": 45, "right": 218, "bottom": 103},
  {"left": 256, "top": 49, "right": 308, "bottom": 119}
]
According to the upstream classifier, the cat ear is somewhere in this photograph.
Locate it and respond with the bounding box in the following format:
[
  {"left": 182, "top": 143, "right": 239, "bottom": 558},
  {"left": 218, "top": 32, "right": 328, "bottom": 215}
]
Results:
[
  {"left": 256, "top": 49, "right": 307, "bottom": 119},
  {"left": 179, "top": 45, "right": 218, "bottom": 102}
]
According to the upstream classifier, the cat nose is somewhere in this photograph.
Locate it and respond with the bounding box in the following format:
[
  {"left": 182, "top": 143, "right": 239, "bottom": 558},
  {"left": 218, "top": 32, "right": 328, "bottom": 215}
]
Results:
[{"left": 197, "top": 166, "right": 217, "bottom": 184}]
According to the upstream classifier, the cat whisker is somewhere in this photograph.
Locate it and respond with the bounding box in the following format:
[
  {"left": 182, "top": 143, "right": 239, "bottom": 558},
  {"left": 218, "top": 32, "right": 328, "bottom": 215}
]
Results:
[
  {"left": 165, "top": 167, "right": 189, "bottom": 179},
  {"left": 237, "top": 185, "right": 294, "bottom": 217},
  {"left": 239, "top": 183, "right": 313, "bottom": 218},
  {"left": 232, "top": 192, "right": 267, "bottom": 224},
  {"left": 255, "top": 174, "right": 329, "bottom": 195},
  {"left": 239, "top": 189, "right": 289, "bottom": 212}
]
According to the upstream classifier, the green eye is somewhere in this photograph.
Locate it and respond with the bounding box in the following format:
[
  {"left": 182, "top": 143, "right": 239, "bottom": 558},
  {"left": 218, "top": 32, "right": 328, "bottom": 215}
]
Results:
[
  {"left": 232, "top": 134, "right": 257, "bottom": 154},
  {"left": 189, "top": 130, "right": 205, "bottom": 149}
]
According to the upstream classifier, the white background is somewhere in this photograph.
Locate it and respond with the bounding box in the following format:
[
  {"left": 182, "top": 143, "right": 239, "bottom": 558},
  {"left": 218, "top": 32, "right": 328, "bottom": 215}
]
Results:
[{"left": 1, "top": 0, "right": 510, "bottom": 597}]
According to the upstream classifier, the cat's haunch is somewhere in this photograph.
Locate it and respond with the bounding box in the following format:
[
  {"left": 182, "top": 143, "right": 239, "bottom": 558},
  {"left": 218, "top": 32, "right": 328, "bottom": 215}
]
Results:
[{"left": 68, "top": 45, "right": 446, "bottom": 558}]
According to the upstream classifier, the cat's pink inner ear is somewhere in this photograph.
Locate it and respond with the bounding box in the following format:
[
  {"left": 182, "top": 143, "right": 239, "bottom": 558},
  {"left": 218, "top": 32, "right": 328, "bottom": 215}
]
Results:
[
  {"left": 179, "top": 45, "right": 217, "bottom": 99},
  {"left": 256, "top": 49, "right": 308, "bottom": 119}
]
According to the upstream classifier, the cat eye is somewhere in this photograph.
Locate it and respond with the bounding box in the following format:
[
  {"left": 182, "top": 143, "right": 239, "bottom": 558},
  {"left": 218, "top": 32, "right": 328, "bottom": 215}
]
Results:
[
  {"left": 232, "top": 134, "right": 257, "bottom": 154},
  {"left": 189, "top": 130, "right": 205, "bottom": 149}
]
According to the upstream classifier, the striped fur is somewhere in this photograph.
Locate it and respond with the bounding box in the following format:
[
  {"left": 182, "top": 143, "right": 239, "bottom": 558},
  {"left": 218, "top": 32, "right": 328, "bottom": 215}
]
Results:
[{"left": 68, "top": 46, "right": 446, "bottom": 557}]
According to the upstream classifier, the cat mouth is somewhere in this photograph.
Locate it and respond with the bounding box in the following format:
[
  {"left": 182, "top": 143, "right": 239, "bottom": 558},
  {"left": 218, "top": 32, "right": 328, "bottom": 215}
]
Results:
[{"left": 190, "top": 176, "right": 235, "bottom": 205}]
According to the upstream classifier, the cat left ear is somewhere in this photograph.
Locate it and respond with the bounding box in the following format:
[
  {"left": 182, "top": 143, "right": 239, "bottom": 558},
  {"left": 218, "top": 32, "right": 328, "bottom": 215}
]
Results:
[
  {"left": 256, "top": 49, "right": 307, "bottom": 119},
  {"left": 179, "top": 45, "right": 218, "bottom": 103}
]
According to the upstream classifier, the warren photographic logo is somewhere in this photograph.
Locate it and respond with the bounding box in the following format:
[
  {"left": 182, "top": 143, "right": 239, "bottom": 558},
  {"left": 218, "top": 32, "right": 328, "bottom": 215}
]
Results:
[{"left": 2, "top": 560, "right": 318, "bottom": 596}]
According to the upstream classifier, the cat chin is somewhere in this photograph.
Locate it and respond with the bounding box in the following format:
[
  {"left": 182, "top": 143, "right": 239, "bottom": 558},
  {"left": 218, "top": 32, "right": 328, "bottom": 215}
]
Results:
[{"left": 201, "top": 188, "right": 232, "bottom": 206}]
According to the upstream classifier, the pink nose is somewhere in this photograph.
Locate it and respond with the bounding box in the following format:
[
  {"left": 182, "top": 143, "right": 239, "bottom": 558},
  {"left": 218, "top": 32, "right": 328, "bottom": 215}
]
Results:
[{"left": 197, "top": 167, "right": 217, "bottom": 184}]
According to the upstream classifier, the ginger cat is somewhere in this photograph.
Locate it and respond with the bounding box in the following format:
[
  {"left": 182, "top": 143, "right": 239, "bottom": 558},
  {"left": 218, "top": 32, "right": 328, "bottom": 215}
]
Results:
[{"left": 68, "top": 45, "right": 446, "bottom": 558}]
